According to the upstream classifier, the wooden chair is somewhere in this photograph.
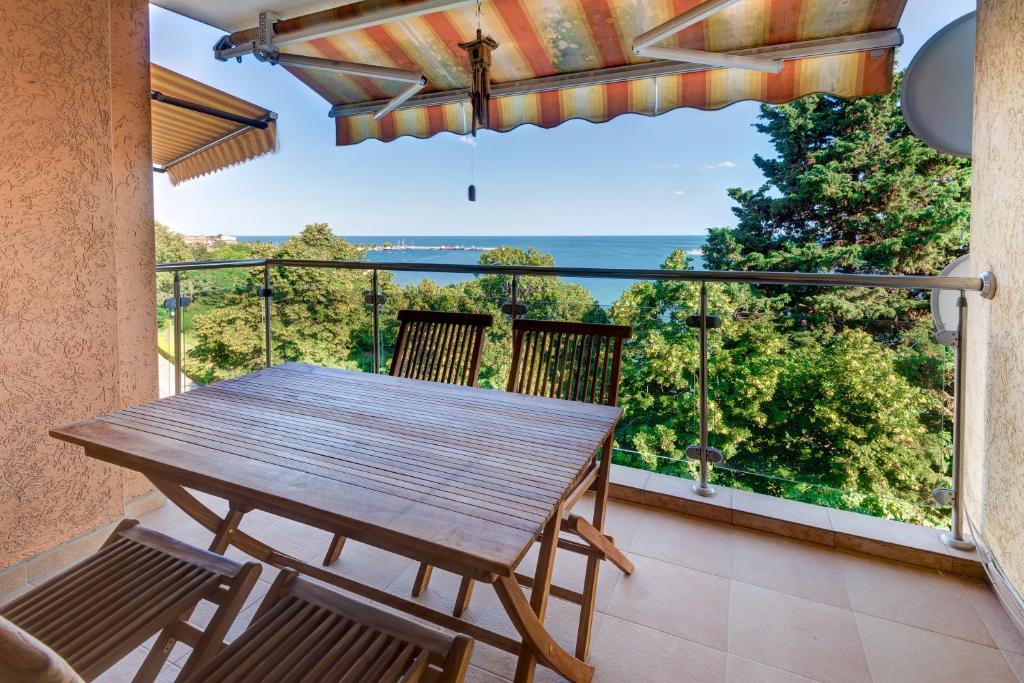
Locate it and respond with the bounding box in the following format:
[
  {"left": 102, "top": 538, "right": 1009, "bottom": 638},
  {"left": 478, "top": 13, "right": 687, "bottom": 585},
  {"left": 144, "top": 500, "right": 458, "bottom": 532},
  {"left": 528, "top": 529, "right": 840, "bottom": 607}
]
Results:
[
  {"left": 411, "top": 319, "right": 634, "bottom": 657},
  {"left": 387, "top": 309, "right": 494, "bottom": 386},
  {"left": 0, "top": 617, "right": 83, "bottom": 683},
  {"left": 0, "top": 519, "right": 261, "bottom": 682},
  {"left": 183, "top": 568, "right": 474, "bottom": 683},
  {"left": 322, "top": 309, "right": 494, "bottom": 567}
]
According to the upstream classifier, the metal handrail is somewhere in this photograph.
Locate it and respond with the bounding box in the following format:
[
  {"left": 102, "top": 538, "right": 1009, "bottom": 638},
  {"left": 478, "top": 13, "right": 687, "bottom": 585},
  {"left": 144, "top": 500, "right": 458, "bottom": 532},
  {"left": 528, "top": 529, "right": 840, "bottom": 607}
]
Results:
[
  {"left": 157, "top": 256, "right": 996, "bottom": 550},
  {"left": 156, "top": 257, "right": 994, "bottom": 294}
]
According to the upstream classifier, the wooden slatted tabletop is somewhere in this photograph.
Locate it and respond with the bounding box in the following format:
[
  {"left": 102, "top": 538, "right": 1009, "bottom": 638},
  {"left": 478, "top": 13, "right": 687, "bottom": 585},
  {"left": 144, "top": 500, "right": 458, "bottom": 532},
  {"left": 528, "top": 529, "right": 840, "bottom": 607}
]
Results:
[{"left": 51, "top": 363, "right": 622, "bottom": 578}]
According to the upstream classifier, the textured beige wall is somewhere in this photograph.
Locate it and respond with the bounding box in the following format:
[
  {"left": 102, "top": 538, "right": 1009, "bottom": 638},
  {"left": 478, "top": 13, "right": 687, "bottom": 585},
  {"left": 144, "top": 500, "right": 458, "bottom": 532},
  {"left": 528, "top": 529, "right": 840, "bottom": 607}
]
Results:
[
  {"left": 964, "top": 0, "right": 1024, "bottom": 594},
  {"left": 0, "top": 0, "right": 156, "bottom": 566}
]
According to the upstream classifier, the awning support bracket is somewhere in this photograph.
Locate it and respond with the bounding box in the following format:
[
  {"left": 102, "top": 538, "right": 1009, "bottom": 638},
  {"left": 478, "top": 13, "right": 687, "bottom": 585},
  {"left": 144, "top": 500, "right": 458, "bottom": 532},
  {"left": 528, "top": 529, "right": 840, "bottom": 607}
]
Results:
[
  {"left": 633, "top": 0, "right": 784, "bottom": 73},
  {"left": 215, "top": 10, "right": 428, "bottom": 121}
]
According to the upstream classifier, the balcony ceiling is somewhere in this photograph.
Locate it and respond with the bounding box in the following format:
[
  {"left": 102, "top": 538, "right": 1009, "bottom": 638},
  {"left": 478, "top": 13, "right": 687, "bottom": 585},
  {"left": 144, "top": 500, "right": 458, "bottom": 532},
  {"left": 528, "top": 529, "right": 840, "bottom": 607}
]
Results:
[{"left": 151, "top": 0, "right": 909, "bottom": 146}]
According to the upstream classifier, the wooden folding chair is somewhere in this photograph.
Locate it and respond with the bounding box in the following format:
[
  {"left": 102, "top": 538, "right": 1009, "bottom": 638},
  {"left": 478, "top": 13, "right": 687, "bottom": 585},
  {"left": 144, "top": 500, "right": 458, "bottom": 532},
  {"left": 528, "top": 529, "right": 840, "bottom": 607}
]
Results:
[
  {"left": 183, "top": 568, "right": 474, "bottom": 683},
  {"left": 0, "top": 519, "right": 261, "bottom": 682},
  {"left": 411, "top": 319, "right": 634, "bottom": 657},
  {"left": 322, "top": 309, "right": 494, "bottom": 566},
  {"left": 0, "top": 617, "right": 83, "bottom": 683}
]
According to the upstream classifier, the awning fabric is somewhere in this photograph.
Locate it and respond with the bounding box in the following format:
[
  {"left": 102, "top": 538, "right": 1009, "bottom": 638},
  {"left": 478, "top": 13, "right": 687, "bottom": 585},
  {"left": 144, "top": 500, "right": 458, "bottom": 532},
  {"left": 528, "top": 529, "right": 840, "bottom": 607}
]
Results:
[
  {"left": 261, "top": 0, "right": 907, "bottom": 145},
  {"left": 334, "top": 51, "right": 893, "bottom": 144},
  {"left": 154, "top": 0, "right": 907, "bottom": 147},
  {"left": 151, "top": 64, "right": 278, "bottom": 184}
]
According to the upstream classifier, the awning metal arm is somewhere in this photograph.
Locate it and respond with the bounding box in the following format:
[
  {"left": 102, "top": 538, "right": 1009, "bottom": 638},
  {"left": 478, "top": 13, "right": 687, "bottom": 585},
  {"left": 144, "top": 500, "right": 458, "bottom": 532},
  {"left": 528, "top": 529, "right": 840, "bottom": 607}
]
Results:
[
  {"left": 150, "top": 91, "right": 274, "bottom": 129},
  {"left": 152, "top": 121, "right": 271, "bottom": 174},
  {"left": 329, "top": 29, "right": 903, "bottom": 118},
  {"left": 633, "top": 0, "right": 783, "bottom": 73},
  {"left": 215, "top": 10, "right": 428, "bottom": 120}
]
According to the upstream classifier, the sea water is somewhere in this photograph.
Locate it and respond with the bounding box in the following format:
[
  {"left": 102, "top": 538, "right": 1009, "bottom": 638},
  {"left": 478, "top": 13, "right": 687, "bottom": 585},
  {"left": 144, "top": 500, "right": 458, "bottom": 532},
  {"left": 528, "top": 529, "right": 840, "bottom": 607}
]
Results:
[{"left": 238, "top": 235, "right": 707, "bottom": 305}]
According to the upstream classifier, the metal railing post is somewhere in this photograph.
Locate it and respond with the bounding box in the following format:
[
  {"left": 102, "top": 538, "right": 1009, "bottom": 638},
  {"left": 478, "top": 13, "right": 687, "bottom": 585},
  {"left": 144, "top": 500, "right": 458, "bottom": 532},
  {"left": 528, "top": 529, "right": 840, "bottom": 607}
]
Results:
[
  {"left": 693, "top": 281, "right": 716, "bottom": 497},
  {"left": 511, "top": 274, "right": 520, "bottom": 320},
  {"left": 371, "top": 269, "right": 381, "bottom": 373},
  {"left": 263, "top": 263, "right": 273, "bottom": 368},
  {"left": 941, "top": 292, "right": 975, "bottom": 551},
  {"left": 173, "top": 271, "right": 183, "bottom": 395}
]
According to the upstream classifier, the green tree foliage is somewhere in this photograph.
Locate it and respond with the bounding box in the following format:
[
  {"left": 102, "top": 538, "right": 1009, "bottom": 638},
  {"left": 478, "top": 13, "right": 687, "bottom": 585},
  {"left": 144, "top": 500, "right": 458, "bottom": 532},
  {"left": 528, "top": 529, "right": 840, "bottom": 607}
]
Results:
[
  {"left": 704, "top": 73, "right": 971, "bottom": 320},
  {"left": 611, "top": 250, "right": 948, "bottom": 525},
  {"left": 185, "top": 224, "right": 385, "bottom": 382},
  {"left": 155, "top": 221, "right": 192, "bottom": 296}
]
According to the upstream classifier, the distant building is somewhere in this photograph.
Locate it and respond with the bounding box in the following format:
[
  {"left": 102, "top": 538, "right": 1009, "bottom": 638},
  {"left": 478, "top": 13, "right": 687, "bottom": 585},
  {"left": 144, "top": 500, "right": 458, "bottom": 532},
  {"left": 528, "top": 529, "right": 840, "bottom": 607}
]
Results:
[{"left": 184, "top": 234, "right": 238, "bottom": 249}]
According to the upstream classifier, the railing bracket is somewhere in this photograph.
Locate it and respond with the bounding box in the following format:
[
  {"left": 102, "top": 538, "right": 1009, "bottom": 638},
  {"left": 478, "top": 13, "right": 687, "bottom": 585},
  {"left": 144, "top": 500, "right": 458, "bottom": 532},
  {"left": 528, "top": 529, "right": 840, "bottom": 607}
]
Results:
[
  {"left": 932, "top": 487, "right": 954, "bottom": 507},
  {"left": 364, "top": 291, "right": 388, "bottom": 306},
  {"left": 685, "top": 445, "right": 724, "bottom": 464},
  {"left": 686, "top": 314, "right": 721, "bottom": 329},
  {"left": 258, "top": 287, "right": 274, "bottom": 298},
  {"left": 501, "top": 299, "right": 528, "bottom": 317}
]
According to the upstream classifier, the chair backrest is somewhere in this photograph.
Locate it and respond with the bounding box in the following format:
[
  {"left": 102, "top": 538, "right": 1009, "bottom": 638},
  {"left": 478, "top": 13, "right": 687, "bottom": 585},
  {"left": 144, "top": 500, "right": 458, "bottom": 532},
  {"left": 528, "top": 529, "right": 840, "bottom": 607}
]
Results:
[
  {"left": 507, "top": 319, "right": 632, "bottom": 406},
  {"left": 389, "top": 309, "right": 494, "bottom": 386},
  {"left": 0, "top": 617, "right": 83, "bottom": 683}
]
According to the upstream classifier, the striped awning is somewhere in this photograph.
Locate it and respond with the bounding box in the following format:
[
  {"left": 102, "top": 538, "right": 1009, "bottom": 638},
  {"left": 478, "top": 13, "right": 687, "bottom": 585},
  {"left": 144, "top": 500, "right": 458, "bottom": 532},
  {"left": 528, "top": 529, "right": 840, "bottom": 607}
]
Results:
[
  {"left": 155, "top": 0, "right": 907, "bottom": 146},
  {"left": 151, "top": 64, "right": 278, "bottom": 184}
]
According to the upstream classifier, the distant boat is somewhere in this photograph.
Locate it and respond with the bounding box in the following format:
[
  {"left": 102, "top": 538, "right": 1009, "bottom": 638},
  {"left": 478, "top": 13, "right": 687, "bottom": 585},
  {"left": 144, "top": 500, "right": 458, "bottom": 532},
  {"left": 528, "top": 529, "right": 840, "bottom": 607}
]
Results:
[{"left": 687, "top": 248, "right": 704, "bottom": 256}]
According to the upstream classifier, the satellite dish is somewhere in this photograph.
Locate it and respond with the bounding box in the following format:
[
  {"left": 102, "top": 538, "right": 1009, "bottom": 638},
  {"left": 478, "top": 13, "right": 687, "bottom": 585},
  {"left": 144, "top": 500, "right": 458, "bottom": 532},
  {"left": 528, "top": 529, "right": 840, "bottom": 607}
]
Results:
[
  {"left": 931, "top": 254, "right": 971, "bottom": 339},
  {"left": 901, "top": 12, "right": 976, "bottom": 158}
]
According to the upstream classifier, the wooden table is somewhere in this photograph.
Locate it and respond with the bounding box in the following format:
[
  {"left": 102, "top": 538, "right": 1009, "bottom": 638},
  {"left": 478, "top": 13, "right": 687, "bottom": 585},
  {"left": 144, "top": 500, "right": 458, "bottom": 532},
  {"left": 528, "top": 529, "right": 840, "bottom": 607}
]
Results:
[{"left": 51, "top": 363, "right": 625, "bottom": 682}]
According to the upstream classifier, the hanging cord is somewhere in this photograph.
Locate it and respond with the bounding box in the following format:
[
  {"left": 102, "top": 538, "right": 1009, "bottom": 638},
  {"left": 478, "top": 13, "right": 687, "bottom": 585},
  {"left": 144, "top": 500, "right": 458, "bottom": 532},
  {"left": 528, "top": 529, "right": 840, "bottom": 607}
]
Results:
[{"left": 467, "top": 0, "right": 484, "bottom": 202}]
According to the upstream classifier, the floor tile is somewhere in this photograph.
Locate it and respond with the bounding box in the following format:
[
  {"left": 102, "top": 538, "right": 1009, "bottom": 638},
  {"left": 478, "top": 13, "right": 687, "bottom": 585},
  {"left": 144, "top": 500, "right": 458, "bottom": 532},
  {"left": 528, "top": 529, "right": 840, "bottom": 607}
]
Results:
[
  {"left": 857, "top": 613, "right": 1017, "bottom": 682},
  {"left": 466, "top": 665, "right": 513, "bottom": 682},
  {"left": 471, "top": 594, "right": 596, "bottom": 682},
  {"left": 590, "top": 615, "right": 727, "bottom": 683},
  {"left": 726, "top": 655, "right": 817, "bottom": 682},
  {"left": 318, "top": 540, "right": 415, "bottom": 590},
  {"left": 1003, "top": 651, "right": 1024, "bottom": 682},
  {"left": 245, "top": 516, "right": 336, "bottom": 564},
  {"left": 728, "top": 582, "right": 870, "bottom": 683},
  {"left": 958, "top": 576, "right": 1024, "bottom": 654},
  {"left": 630, "top": 508, "right": 735, "bottom": 577},
  {"left": 731, "top": 531, "right": 850, "bottom": 608},
  {"left": 385, "top": 562, "right": 498, "bottom": 619},
  {"left": 572, "top": 495, "right": 646, "bottom": 551},
  {"left": 605, "top": 554, "right": 730, "bottom": 650},
  {"left": 0, "top": 582, "right": 34, "bottom": 608},
  {"left": 840, "top": 553, "right": 995, "bottom": 646},
  {"left": 93, "top": 645, "right": 181, "bottom": 683},
  {"left": 516, "top": 538, "right": 623, "bottom": 613}
]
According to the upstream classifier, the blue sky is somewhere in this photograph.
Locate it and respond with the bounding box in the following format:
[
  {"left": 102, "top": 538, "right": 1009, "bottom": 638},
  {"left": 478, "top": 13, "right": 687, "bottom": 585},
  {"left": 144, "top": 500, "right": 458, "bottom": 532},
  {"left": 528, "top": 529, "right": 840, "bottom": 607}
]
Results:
[{"left": 151, "top": 0, "right": 976, "bottom": 237}]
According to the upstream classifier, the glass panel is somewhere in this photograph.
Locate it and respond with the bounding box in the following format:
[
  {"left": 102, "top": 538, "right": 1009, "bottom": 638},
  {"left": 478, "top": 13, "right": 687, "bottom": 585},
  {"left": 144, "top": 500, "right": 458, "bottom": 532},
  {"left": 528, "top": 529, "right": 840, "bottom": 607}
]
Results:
[
  {"left": 702, "top": 284, "right": 951, "bottom": 528},
  {"left": 607, "top": 278, "right": 701, "bottom": 479},
  {"left": 268, "top": 265, "right": 373, "bottom": 372},
  {"left": 167, "top": 267, "right": 265, "bottom": 387}
]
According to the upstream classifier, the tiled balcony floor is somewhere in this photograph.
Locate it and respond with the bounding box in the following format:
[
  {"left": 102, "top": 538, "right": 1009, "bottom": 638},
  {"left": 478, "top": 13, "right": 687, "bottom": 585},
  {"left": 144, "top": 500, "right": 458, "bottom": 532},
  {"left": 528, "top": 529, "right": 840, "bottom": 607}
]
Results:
[{"left": 4, "top": 494, "right": 1023, "bottom": 683}]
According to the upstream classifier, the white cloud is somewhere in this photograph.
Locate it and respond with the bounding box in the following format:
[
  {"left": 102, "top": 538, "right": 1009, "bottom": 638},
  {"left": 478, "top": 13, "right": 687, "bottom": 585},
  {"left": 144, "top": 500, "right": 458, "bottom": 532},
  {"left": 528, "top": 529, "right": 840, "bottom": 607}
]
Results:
[
  {"left": 672, "top": 190, "right": 687, "bottom": 196},
  {"left": 458, "top": 135, "right": 477, "bottom": 147},
  {"left": 702, "top": 160, "right": 738, "bottom": 171}
]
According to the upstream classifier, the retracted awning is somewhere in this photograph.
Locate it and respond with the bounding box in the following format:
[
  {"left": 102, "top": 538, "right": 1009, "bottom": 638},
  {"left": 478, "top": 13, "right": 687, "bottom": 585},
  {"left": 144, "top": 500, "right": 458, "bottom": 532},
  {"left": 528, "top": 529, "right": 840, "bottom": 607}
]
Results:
[
  {"left": 154, "top": 0, "right": 907, "bottom": 146},
  {"left": 151, "top": 64, "right": 278, "bottom": 184}
]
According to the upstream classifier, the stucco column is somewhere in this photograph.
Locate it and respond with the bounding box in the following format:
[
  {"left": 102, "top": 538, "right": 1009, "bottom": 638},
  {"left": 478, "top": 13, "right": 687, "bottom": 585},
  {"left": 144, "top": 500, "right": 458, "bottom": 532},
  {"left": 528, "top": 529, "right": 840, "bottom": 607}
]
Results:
[
  {"left": 964, "top": 0, "right": 1024, "bottom": 599},
  {"left": 0, "top": 0, "right": 157, "bottom": 568}
]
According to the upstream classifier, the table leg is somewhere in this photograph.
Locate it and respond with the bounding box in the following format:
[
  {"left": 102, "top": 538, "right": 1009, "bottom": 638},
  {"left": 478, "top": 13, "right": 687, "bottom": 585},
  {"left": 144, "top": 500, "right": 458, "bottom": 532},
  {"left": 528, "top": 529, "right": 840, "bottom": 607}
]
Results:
[
  {"left": 209, "top": 503, "right": 248, "bottom": 554},
  {"left": 576, "top": 436, "right": 614, "bottom": 661},
  {"left": 513, "top": 505, "right": 559, "bottom": 683}
]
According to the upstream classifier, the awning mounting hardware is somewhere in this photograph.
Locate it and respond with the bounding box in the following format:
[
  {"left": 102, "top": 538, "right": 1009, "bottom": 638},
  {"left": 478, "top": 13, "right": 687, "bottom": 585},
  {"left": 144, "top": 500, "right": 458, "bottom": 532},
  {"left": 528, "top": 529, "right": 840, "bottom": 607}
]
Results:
[
  {"left": 215, "top": 11, "right": 428, "bottom": 121},
  {"left": 633, "top": 0, "right": 784, "bottom": 73}
]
